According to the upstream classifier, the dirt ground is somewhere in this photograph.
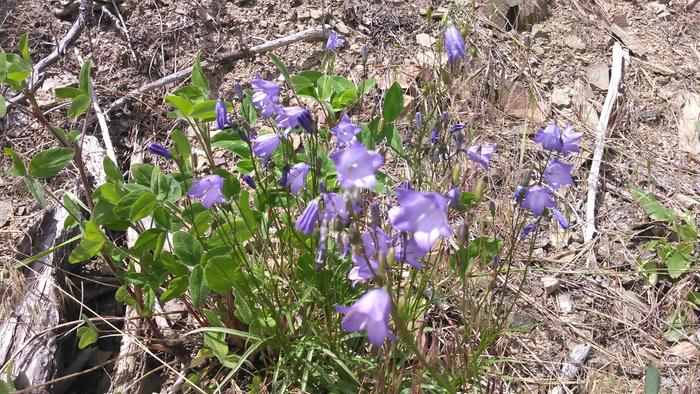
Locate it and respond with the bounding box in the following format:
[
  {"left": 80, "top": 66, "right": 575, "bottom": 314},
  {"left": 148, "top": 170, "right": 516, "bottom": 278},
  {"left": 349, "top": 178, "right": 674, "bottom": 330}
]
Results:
[{"left": 1, "top": 0, "right": 699, "bottom": 392}]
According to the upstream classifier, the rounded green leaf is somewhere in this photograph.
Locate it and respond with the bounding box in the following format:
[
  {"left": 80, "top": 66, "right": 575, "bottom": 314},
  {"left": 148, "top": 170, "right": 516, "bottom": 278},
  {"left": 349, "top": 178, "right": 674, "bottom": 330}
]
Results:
[
  {"left": 28, "top": 147, "right": 74, "bottom": 178},
  {"left": 129, "top": 192, "right": 157, "bottom": 221},
  {"left": 382, "top": 81, "right": 404, "bottom": 123}
]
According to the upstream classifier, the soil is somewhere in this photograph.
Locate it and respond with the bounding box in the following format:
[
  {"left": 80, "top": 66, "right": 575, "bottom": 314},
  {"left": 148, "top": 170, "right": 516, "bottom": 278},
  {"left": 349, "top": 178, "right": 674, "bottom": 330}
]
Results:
[{"left": 1, "top": 0, "right": 699, "bottom": 392}]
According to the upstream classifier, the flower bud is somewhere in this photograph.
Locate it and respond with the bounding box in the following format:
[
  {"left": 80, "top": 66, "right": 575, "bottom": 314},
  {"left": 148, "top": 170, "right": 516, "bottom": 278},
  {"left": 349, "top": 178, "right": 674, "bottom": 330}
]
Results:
[
  {"left": 146, "top": 143, "right": 172, "bottom": 158},
  {"left": 242, "top": 174, "right": 256, "bottom": 189}
]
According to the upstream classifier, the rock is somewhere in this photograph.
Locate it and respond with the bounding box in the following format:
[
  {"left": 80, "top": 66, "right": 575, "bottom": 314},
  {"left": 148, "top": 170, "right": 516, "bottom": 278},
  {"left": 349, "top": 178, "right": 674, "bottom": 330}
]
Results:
[
  {"left": 310, "top": 9, "right": 322, "bottom": 20},
  {"left": 542, "top": 276, "right": 560, "bottom": 295},
  {"left": 558, "top": 293, "right": 573, "bottom": 313},
  {"left": 674, "top": 194, "right": 700, "bottom": 210},
  {"left": 666, "top": 341, "right": 699, "bottom": 361},
  {"left": 501, "top": 82, "right": 543, "bottom": 121},
  {"left": 531, "top": 24, "right": 548, "bottom": 39},
  {"left": 673, "top": 92, "right": 700, "bottom": 154},
  {"left": 551, "top": 87, "right": 571, "bottom": 107},
  {"left": 0, "top": 200, "right": 11, "bottom": 227},
  {"left": 587, "top": 63, "right": 610, "bottom": 90},
  {"left": 415, "top": 33, "right": 435, "bottom": 48},
  {"left": 565, "top": 35, "right": 586, "bottom": 51},
  {"left": 336, "top": 21, "right": 350, "bottom": 34},
  {"left": 483, "top": 0, "right": 549, "bottom": 31},
  {"left": 612, "top": 12, "right": 628, "bottom": 27}
]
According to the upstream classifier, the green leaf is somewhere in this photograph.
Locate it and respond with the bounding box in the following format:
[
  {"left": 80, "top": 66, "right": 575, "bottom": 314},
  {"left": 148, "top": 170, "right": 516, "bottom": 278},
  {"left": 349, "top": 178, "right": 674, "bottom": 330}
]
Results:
[
  {"left": 268, "top": 52, "right": 290, "bottom": 82},
  {"left": 18, "top": 33, "right": 30, "bottom": 62},
  {"left": 67, "top": 94, "right": 91, "bottom": 118},
  {"left": 189, "top": 265, "right": 209, "bottom": 307},
  {"left": 54, "top": 86, "right": 83, "bottom": 100},
  {"left": 164, "top": 94, "right": 193, "bottom": 116},
  {"left": 3, "top": 147, "right": 27, "bottom": 176},
  {"left": 358, "top": 78, "right": 376, "bottom": 95},
  {"left": 28, "top": 147, "right": 74, "bottom": 178},
  {"left": 191, "top": 55, "right": 208, "bottom": 95},
  {"left": 382, "top": 81, "right": 403, "bottom": 123},
  {"left": 0, "top": 95, "right": 5, "bottom": 118},
  {"left": 212, "top": 139, "right": 251, "bottom": 159},
  {"left": 69, "top": 237, "right": 104, "bottom": 263},
  {"left": 78, "top": 59, "right": 91, "bottom": 94},
  {"left": 238, "top": 190, "right": 257, "bottom": 231},
  {"left": 23, "top": 176, "right": 47, "bottom": 207},
  {"left": 173, "top": 231, "right": 203, "bottom": 266},
  {"left": 130, "top": 163, "right": 155, "bottom": 186},
  {"left": 114, "top": 191, "right": 142, "bottom": 218},
  {"left": 129, "top": 192, "right": 157, "bottom": 221},
  {"left": 77, "top": 326, "right": 98, "bottom": 349},
  {"left": 191, "top": 99, "right": 228, "bottom": 121},
  {"left": 317, "top": 75, "right": 333, "bottom": 101},
  {"left": 644, "top": 363, "right": 660, "bottom": 394},
  {"left": 161, "top": 276, "right": 189, "bottom": 302},
  {"left": 130, "top": 228, "right": 165, "bottom": 255},
  {"left": 632, "top": 189, "right": 675, "bottom": 223},
  {"left": 331, "top": 89, "right": 358, "bottom": 109},
  {"left": 172, "top": 129, "right": 191, "bottom": 160},
  {"left": 103, "top": 156, "right": 123, "bottom": 183},
  {"left": 665, "top": 250, "right": 691, "bottom": 279},
  {"left": 204, "top": 256, "right": 239, "bottom": 292},
  {"left": 383, "top": 123, "right": 404, "bottom": 154}
]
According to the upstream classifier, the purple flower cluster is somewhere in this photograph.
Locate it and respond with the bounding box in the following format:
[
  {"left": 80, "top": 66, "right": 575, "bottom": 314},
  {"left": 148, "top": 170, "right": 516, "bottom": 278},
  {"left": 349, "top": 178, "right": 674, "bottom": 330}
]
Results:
[{"left": 518, "top": 123, "right": 581, "bottom": 237}]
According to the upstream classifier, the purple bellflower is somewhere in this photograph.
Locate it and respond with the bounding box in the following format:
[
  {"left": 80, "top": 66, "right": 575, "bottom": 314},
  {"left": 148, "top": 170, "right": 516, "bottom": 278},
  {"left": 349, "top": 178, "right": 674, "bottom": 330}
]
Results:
[
  {"left": 446, "top": 187, "right": 461, "bottom": 208},
  {"left": 451, "top": 123, "right": 465, "bottom": 133},
  {"left": 146, "top": 143, "right": 172, "bottom": 158},
  {"left": 467, "top": 144, "right": 496, "bottom": 170},
  {"left": 348, "top": 259, "right": 378, "bottom": 286},
  {"left": 275, "top": 106, "right": 312, "bottom": 132},
  {"left": 415, "top": 112, "right": 423, "bottom": 129},
  {"left": 521, "top": 185, "right": 556, "bottom": 217},
  {"left": 296, "top": 200, "right": 320, "bottom": 235},
  {"left": 533, "top": 124, "right": 582, "bottom": 156},
  {"left": 431, "top": 128, "right": 440, "bottom": 145},
  {"left": 233, "top": 83, "right": 245, "bottom": 101},
  {"left": 394, "top": 236, "right": 426, "bottom": 270},
  {"left": 388, "top": 188, "right": 452, "bottom": 251},
  {"left": 251, "top": 76, "right": 280, "bottom": 118},
  {"left": 322, "top": 192, "right": 351, "bottom": 225},
  {"left": 445, "top": 24, "right": 466, "bottom": 64},
  {"left": 279, "top": 165, "right": 290, "bottom": 187},
  {"left": 551, "top": 208, "right": 570, "bottom": 229},
  {"left": 242, "top": 174, "right": 256, "bottom": 189},
  {"left": 215, "top": 99, "right": 230, "bottom": 130},
  {"left": 334, "top": 288, "right": 397, "bottom": 346},
  {"left": 520, "top": 223, "right": 538, "bottom": 240},
  {"left": 543, "top": 158, "right": 574, "bottom": 190},
  {"left": 330, "top": 114, "right": 361, "bottom": 147},
  {"left": 252, "top": 133, "right": 281, "bottom": 165},
  {"left": 348, "top": 227, "right": 389, "bottom": 285},
  {"left": 284, "top": 162, "right": 309, "bottom": 195},
  {"left": 188, "top": 175, "right": 226, "bottom": 209},
  {"left": 331, "top": 143, "right": 384, "bottom": 190},
  {"left": 326, "top": 31, "right": 345, "bottom": 51}
]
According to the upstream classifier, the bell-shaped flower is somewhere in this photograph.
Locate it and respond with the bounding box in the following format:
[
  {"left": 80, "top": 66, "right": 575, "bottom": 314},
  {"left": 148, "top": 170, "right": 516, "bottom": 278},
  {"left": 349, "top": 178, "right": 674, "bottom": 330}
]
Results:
[
  {"left": 188, "top": 175, "right": 226, "bottom": 209},
  {"left": 215, "top": 99, "right": 230, "bottom": 130},
  {"left": 551, "top": 208, "right": 570, "bottom": 229},
  {"left": 242, "top": 174, "right": 256, "bottom": 189},
  {"left": 334, "top": 288, "right": 397, "bottom": 346},
  {"left": 146, "top": 143, "right": 172, "bottom": 158},
  {"left": 466, "top": 144, "right": 496, "bottom": 170},
  {"left": 388, "top": 188, "right": 452, "bottom": 251},
  {"left": 295, "top": 200, "right": 320, "bottom": 235},
  {"left": 322, "top": 192, "right": 351, "bottom": 224},
  {"left": 444, "top": 24, "right": 466, "bottom": 63},
  {"left": 252, "top": 133, "right": 280, "bottom": 165},
  {"left": 331, "top": 143, "right": 383, "bottom": 190},
  {"left": 275, "top": 106, "right": 312, "bottom": 132},
  {"left": 543, "top": 158, "right": 574, "bottom": 190},
  {"left": 520, "top": 223, "right": 538, "bottom": 240},
  {"left": 394, "top": 236, "right": 426, "bottom": 270},
  {"left": 251, "top": 76, "right": 280, "bottom": 118},
  {"left": 284, "top": 162, "right": 309, "bottom": 195},
  {"left": 330, "top": 114, "right": 361, "bottom": 147},
  {"left": 521, "top": 185, "right": 556, "bottom": 217},
  {"left": 326, "top": 31, "right": 345, "bottom": 51},
  {"left": 533, "top": 124, "right": 582, "bottom": 156},
  {"left": 348, "top": 258, "right": 378, "bottom": 286}
]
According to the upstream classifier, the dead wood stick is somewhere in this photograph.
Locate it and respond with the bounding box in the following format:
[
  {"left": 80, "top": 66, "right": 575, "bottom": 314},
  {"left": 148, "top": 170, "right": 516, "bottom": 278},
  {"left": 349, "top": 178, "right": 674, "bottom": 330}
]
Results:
[
  {"left": 104, "top": 25, "right": 328, "bottom": 116},
  {"left": 583, "top": 42, "right": 625, "bottom": 244},
  {"left": 7, "top": 0, "right": 93, "bottom": 105},
  {"left": 685, "top": 0, "right": 700, "bottom": 11}
]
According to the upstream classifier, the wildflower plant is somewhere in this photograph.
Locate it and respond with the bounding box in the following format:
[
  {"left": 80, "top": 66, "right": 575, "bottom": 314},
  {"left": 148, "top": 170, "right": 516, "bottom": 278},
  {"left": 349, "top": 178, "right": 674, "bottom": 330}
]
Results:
[{"left": 1, "top": 22, "right": 584, "bottom": 392}]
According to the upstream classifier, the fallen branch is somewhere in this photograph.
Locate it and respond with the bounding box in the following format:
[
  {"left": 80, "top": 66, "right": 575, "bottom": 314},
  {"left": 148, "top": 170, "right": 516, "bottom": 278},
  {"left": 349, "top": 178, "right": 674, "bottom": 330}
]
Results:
[
  {"left": 104, "top": 25, "right": 328, "bottom": 116},
  {"left": 7, "top": 0, "right": 93, "bottom": 105},
  {"left": 584, "top": 42, "right": 625, "bottom": 244}
]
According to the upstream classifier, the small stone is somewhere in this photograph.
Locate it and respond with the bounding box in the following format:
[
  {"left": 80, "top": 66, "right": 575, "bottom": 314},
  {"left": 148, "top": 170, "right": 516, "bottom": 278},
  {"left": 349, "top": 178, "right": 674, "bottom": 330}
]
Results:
[
  {"left": 666, "top": 341, "right": 699, "bottom": 361},
  {"left": 565, "top": 35, "right": 586, "bottom": 51},
  {"left": 310, "top": 9, "right": 322, "bottom": 20},
  {"left": 415, "top": 33, "right": 435, "bottom": 48},
  {"left": 551, "top": 87, "right": 571, "bottom": 107},
  {"left": 0, "top": 200, "right": 12, "bottom": 227},
  {"left": 612, "top": 12, "right": 628, "bottom": 27},
  {"left": 542, "top": 276, "right": 560, "bottom": 295},
  {"left": 587, "top": 63, "right": 610, "bottom": 91},
  {"left": 297, "top": 10, "right": 310, "bottom": 20},
  {"left": 501, "top": 82, "right": 543, "bottom": 121},
  {"left": 558, "top": 293, "right": 573, "bottom": 313},
  {"left": 336, "top": 21, "right": 350, "bottom": 34},
  {"left": 531, "top": 24, "right": 548, "bottom": 39}
]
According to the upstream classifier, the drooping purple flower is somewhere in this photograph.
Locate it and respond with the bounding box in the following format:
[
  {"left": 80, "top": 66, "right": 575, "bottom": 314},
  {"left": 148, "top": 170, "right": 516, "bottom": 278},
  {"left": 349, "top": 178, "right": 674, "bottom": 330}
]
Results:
[
  {"left": 295, "top": 200, "right": 320, "bottom": 235},
  {"left": 284, "top": 162, "right": 309, "bottom": 195},
  {"left": 252, "top": 133, "right": 280, "bottom": 165},
  {"left": 349, "top": 226, "right": 390, "bottom": 285},
  {"left": 551, "top": 208, "right": 570, "bottom": 229},
  {"left": 237, "top": 126, "right": 251, "bottom": 144},
  {"left": 188, "top": 175, "right": 226, "bottom": 209},
  {"left": 415, "top": 112, "right": 423, "bottom": 129},
  {"left": 521, "top": 185, "right": 556, "bottom": 217},
  {"left": 446, "top": 187, "right": 461, "bottom": 208},
  {"left": 146, "top": 143, "right": 172, "bottom": 158},
  {"left": 215, "top": 99, "right": 230, "bottom": 130},
  {"left": 388, "top": 188, "right": 452, "bottom": 251},
  {"left": 543, "top": 158, "right": 574, "bottom": 190},
  {"left": 399, "top": 180, "right": 411, "bottom": 190},
  {"left": 455, "top": 133, "right": 465, "bottom": 150},
  {"left": 512, "top": 185, "right": 526, "bottom": 204},
  {"left": 326, "top": 31, "right": 345, "bottom": 51},
  {"left": 445, "top": 24, "right": 466, "bottom": 64},
  {"left": 394, "top": 236, "right": 426, "bottom": 270},
  {"left": 233, "top": 83, "right": 245, "bottom": 101},
  {"left": 334, "top": 288, "right": 397, "bottom": 346},
  {"left": 275, "top": 106, "right": 312, "bottom": 131},
  {"left": 322, "top": 192, "right": 351, "bottom": 224},
  {"left": 330, "top": 114, "right": 361, "bottom": 147},
  {"left": 348, "top": 258, "right": 378, "bottom": 286},
  {"left": 251, "top": 76, "right": 280, "bottom": 118},
  {"left": 533, "top": 124, "right": 582, "bottom": 156},
  {"left": 431, "top": 128, "right": 440, "bottom": 145},
  {"left": 298, "top": 109, "right": 314, "bottom": 133},
  {"left": 467, "top": 145, "right": 496, "bottom": 170},
  {"left": 520, "top": 223, "right": 538, "bottom": 240},
  {"left": 279, "top": 165, "right": 290, "bottom": 187},
  {"left": 451, "top": 123, "right": 465, "bottom": 133},
  {"left": 331, "top": 143, "right": 383, "bottom": 190},
  {"left": 242, "top": 174, "right": 256, "bottom": 189}
]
